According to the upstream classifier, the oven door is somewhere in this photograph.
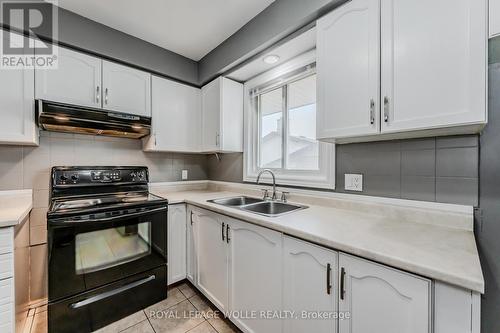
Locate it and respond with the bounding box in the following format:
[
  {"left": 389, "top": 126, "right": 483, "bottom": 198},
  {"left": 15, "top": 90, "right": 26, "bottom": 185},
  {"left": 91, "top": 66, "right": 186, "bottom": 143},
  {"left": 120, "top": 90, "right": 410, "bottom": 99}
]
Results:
[{"left": 48, "top": 205, "right": 167, "bottom": 302}]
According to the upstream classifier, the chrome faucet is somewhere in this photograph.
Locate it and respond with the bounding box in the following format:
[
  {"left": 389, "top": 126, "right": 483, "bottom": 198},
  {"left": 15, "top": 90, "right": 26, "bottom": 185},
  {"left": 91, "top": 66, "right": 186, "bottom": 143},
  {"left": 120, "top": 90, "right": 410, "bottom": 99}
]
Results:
[{"left": 256, "top": 169, "right": 277, "bottom": 200}]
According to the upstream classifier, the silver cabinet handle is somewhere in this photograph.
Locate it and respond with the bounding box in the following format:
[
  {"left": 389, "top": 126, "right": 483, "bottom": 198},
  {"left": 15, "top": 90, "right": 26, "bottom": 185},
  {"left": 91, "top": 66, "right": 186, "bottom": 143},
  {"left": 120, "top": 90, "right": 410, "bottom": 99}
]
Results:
[
  {"left": 105, "top": 88, "right": 109, "bottom": 105},
  {"left": 370, "top": 98, "right": 375, "bottom": 125},
  {"left": 221, "top": 222, "right": 225, "bottom": 241},
  {"left": 69, "top": 275, "right": 156, "bottom": 309},
  {"left": 215, "top": 133, "right": 220, "bottom": 147},
  {"left": 96, "top": 86, "right": 100, "bottom": 104},
  {"left": 226, "top": 224, "right": 230, "bottom": 243},
  {"left": 383, "top": 96, "right": 390, "bottom": 123}
]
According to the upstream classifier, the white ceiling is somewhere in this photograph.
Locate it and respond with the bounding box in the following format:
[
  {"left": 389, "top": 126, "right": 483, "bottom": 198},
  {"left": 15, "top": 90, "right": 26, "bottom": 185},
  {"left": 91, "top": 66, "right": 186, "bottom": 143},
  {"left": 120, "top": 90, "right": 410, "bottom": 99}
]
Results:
[
  {"left": 57, "top": 0, "right": 275, "bottom": 61},
  {"left": 227, "top": 27, "right": 316, "bottom": 82}
]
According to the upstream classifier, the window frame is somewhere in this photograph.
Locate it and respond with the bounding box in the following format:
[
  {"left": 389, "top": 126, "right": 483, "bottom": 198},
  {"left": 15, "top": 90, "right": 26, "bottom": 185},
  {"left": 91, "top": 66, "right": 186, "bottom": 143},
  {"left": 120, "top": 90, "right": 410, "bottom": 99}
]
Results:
[{"left": 243, "top": 50, "right": 335, "bottom": 189}]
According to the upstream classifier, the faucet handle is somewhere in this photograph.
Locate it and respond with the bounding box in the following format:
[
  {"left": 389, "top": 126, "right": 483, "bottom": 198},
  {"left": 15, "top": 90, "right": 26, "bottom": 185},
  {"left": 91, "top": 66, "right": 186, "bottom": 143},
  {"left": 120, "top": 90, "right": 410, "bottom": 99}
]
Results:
[
  {"left": 280, "top": 191, "right": 290, "bottom": 203},
  {"left": 260, "top": 188, "right": 270, "bottom": 200}
]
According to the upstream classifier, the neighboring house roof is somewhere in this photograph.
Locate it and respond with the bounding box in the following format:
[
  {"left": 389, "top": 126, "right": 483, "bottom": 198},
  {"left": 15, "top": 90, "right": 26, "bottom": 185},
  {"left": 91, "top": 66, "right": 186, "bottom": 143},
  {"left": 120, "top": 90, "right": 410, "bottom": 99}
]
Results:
[{"left": 260, "top": 131, "right": 318, "bottom": 169}]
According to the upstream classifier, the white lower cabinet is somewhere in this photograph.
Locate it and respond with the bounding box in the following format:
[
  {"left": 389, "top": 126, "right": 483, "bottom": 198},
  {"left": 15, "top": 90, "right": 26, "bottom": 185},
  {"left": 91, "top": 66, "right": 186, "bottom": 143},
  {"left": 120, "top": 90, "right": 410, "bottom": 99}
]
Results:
[
  {"left": 195, "top": 208, "right": 229, "bottom": 311},
  {"left": 228, "top": 218, "right": 282, "bottom": 333},
  {"left": 283, "top": 236, "right": 338, "bottom": 333},
  {"left": 167, "top": 204, "right": 187, "bottom": 285},
  {"left": 338, "top": 253, "right": 431, "bottom": 333},
  {"left": 187, "top": 205, "right": 478, "bottom": 333}
]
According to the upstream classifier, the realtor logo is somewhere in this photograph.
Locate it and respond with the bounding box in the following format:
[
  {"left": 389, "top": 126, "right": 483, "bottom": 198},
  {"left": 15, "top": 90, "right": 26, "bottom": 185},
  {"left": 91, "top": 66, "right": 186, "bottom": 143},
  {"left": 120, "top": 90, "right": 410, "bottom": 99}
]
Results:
[{"left": 0, "top": 0, "right": 58, "bottom": 69}]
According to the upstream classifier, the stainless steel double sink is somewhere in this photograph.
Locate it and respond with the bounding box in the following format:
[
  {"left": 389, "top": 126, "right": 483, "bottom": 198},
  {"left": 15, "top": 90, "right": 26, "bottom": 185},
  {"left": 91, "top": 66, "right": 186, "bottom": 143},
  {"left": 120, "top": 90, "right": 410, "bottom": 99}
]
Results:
[{"left": 207, "top": 196, "right": 307, "bottom": 217}]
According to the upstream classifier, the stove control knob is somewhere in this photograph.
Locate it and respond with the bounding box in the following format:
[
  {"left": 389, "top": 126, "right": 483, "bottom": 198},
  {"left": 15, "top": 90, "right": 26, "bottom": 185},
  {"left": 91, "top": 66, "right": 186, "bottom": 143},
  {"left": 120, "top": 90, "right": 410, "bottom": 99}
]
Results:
[
  {"left": 59, "top": 175, "right": 68, "bottom": 182},
  {"left": 71, "top": 174, "right": 79, "bottom": 182}
]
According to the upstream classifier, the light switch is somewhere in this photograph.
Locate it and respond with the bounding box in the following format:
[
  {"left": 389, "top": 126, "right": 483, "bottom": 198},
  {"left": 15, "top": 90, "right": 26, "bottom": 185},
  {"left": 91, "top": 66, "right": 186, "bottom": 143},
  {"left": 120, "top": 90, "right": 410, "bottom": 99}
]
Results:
[
  {"left": 182, "top": 170, "right": 188, "bottom": 180},
  {"left": 345, "top": 174, "right": 363, "bottom": 191}
]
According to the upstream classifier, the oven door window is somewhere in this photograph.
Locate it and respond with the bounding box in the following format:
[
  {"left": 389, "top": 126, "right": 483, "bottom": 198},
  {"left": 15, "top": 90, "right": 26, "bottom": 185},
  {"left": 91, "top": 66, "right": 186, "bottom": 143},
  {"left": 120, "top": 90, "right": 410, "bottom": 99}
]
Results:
[{"left": 75, "top": 222, "right": 151, "bottom": 275}]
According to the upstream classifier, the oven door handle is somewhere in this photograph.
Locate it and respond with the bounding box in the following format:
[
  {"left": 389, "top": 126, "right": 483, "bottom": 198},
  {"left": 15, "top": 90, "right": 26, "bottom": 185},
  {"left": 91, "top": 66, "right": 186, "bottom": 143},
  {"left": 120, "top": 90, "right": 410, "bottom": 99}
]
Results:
[
  {"left": 50, "top": 206, "right": 167, "bottom": 225},
  {"left": 69, "top": 274, "right": 156, "bottom": 309}
]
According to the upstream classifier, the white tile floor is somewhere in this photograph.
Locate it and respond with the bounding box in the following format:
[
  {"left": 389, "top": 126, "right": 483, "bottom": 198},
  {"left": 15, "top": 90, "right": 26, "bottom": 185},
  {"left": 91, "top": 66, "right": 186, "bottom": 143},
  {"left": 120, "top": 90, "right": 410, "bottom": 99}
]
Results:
[{"left": 26, "top": 282, "right": 240, "bottom": 333}]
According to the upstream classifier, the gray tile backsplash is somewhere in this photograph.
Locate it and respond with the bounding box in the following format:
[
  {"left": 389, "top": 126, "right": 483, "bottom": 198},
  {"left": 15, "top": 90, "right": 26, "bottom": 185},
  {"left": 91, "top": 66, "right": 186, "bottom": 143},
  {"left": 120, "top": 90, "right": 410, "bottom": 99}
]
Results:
[
  {"left": 207, "top": 135, "right": 479, "bottom": 206},
  {"left": 0, "top": 131, "right": 208, "bottom": 193},
  {"left": 336, "top": 135, "right": 479, "bottom": 206}
]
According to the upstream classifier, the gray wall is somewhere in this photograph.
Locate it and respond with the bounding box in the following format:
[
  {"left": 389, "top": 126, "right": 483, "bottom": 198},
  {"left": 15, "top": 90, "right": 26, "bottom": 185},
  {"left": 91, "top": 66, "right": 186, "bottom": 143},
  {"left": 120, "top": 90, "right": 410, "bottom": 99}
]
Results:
[
  {"left": 1, "top": 3, "right": 198, "bottom": 85},
  {"left": 0, "top": 131, "right": 208, "bottom": 302},
  {"left": 477, "top": 36, "right": 500, "bottom": 333},
  {"left": 207, "top": 134, "right": 479, "bottom": 206},
  {"left": 198, "top": 0, "right": 347, "bottom": 84}
]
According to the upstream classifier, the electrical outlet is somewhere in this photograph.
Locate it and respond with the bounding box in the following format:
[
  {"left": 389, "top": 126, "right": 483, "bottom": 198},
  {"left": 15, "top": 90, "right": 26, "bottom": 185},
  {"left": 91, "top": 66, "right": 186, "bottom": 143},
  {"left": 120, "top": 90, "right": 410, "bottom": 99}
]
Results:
[
  {"left": 345, "top": 174, "right": 363, "bottom": 191},
  {"left": 181, "top": 170, "right": 188, "bottom": 180}
]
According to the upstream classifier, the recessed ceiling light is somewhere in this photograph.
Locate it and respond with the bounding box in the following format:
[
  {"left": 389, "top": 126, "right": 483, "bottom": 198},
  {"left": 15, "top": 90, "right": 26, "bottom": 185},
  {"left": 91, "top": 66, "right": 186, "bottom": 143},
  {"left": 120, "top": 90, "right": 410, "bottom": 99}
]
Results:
[{"left": 263, "top": 54, "right": 280, "bottom": 64}]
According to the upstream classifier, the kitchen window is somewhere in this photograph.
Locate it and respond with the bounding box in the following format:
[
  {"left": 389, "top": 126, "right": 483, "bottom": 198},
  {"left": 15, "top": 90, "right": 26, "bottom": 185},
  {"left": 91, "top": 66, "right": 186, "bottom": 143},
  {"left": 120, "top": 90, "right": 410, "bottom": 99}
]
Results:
[{"left": 244, "top": 51, "right": 335, "bottom": 189}]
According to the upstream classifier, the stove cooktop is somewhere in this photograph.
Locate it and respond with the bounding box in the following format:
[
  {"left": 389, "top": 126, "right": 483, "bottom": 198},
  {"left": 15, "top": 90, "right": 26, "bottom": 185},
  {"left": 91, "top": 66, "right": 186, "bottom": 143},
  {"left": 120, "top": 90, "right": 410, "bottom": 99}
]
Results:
[{"left": 48, "top": 192, "right": 167, "bottom": 218}]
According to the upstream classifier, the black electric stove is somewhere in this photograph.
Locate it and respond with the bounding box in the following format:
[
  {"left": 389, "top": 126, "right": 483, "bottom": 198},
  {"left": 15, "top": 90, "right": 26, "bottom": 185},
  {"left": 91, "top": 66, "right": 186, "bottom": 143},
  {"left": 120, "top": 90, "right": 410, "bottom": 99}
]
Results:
[{"left": 47, "top": 166, "right": 168, "bottom": 333}]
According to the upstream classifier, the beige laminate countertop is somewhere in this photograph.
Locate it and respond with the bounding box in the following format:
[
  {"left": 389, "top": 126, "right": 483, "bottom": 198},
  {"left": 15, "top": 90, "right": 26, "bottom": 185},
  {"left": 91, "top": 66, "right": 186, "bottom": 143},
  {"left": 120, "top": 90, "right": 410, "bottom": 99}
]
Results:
[
  {"left": 152, "top": 188, "right": 484, "bottom": 293},
  {"left": 0, "top": 189, "right": 32, "bottom": 228}
]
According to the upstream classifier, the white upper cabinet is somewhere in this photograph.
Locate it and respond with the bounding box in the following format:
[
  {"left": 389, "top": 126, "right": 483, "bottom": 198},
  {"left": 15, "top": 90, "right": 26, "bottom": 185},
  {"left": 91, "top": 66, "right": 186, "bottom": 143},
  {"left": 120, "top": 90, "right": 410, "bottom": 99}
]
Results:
[
  {"left": 167, "top": 204, "right": 187, "bottom": 285},
  {"left": 317, "top": 0, "right": 380, "bottom": 139},
  {"left": 339, "top": 253, "right": 431, "bottom": 333},
  {"left": 102, "top": 61, "right": 151, "bottom": 116},
  {"left": 35, "top": 46, "right": 101, "bottom": 108},
  {"left": 0, "top": 33, "right": 37, "bottom": 146},
  {"left": 380, "top": 0, "right": 487, "bottom": 134},
  {"left": 490, "top": 0, "right": 500, "bottom": 38},
  {"left": 228, "top": 218, "right": 282, "bottom": 333},
  {"left": 317, "top": 0, "right": 487, "bottom": 142},
  {"left": 196, "top": 209, "right": 229, "bottom": 311},
  {"left": 201, "top": 76, "right": 243, "bottom": 152},
  {"left": 144, "top": 76, "right": 201, "bottom": 152},
  {"left": 283, "top": 236, "right": 338, "bottom": 333}
]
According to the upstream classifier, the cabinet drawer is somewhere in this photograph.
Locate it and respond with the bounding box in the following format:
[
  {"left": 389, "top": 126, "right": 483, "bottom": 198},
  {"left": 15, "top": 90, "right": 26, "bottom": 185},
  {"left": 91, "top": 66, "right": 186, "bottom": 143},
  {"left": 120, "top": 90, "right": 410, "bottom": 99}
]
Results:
[
  {"left": 0, "top": 278, "right": 13, "bottom": 305},
  {"left": 0, "top": 253, "right": 13, "bottom": 280},
  {"left": 0, "top": 228, "right": 13, "bottom": 255},
  {"left": 0, "top": 303, "right": 13, "bottom": 333}
]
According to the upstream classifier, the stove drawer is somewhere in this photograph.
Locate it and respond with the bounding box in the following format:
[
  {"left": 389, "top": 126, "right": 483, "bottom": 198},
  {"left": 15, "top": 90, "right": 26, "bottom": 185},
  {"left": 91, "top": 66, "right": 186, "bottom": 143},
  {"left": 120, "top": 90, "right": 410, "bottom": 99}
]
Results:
[{"left": 48, "top": 265, "right": 167, "bottom": 333}]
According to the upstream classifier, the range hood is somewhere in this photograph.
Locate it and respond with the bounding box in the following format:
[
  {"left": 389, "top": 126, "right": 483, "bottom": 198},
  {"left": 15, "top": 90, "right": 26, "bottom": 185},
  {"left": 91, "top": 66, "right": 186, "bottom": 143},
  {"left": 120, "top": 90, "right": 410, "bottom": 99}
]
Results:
[{"left": 36, "top": 100, "right": 151, "bottom": 139}]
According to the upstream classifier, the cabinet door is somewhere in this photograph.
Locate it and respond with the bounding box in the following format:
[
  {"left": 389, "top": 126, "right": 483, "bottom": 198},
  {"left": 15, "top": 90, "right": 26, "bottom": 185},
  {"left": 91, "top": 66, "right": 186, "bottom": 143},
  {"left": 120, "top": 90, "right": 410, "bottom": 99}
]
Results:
[
  {"left": 339, "top": 253, "right": 431, "bottom": 333},
  {"left": 145, "top": 76, "right": 201, "bottom": 152},
  {"left": 316, "top": 0, "right": 380, "bottom": 140},
  {"left": 283, "top": 236, "right": 338, "bottom": 333},
  {"left": 102, "top": 60, "right": 151, "bottom": 116},
  {"left": 196, "top": 209, "right": 228, "bottom": 311},
  {"left": 35, "top": 46, "right": 101, "bottom": 108},
  {"left": 186, "top": 206, "right": 197, "bottom": 285},
  {"left": 201, "top": 78, "right": 221, "bottom": 151},
  {"left": 0, "top": 34, "right": 37, "bottom": 145},
  {"left": 220, "top": 77, "right": 243, "bottom": 152},
  {"left": 228, "top": 218, "right": 282, "bottom": 333},
  {"left": 167, "top": 204, "right": 187, "bottom": 285},
  {"left": 380, "top": 0, "right": 487, "bottom": 133},
  {"left": 490, "top": 0, "right": 500, "bottom": 38}
]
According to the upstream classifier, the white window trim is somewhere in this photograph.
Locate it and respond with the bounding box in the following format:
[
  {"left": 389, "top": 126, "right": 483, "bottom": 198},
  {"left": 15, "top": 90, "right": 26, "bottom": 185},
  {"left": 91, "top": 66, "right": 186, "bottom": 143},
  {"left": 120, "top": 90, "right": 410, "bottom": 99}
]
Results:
[{"left": 243, "top": 49, "right": 336, "bottom": 189}]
